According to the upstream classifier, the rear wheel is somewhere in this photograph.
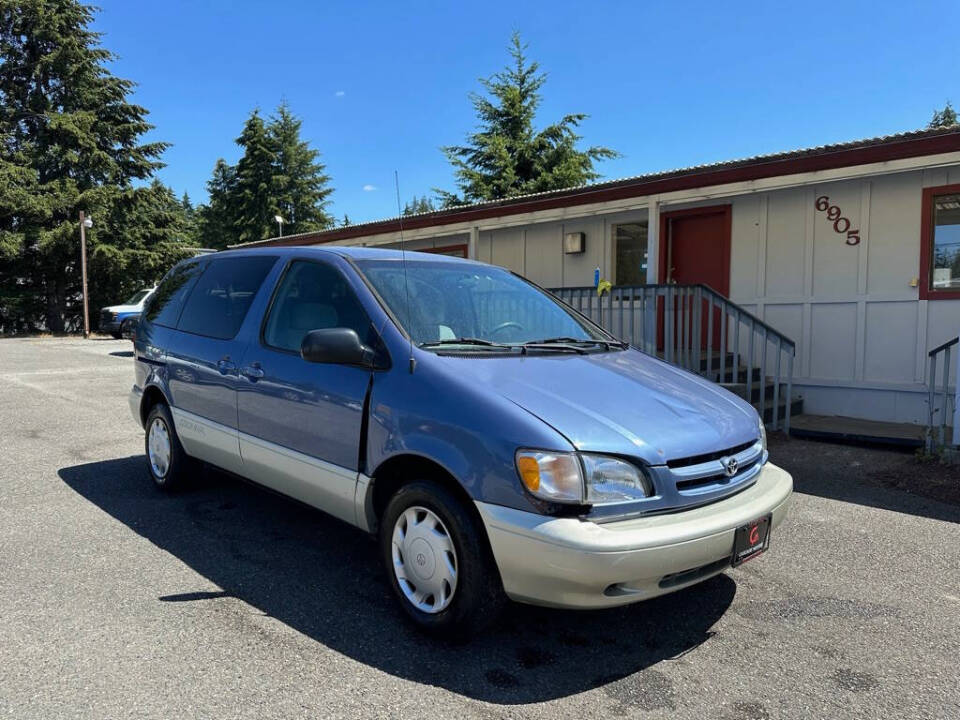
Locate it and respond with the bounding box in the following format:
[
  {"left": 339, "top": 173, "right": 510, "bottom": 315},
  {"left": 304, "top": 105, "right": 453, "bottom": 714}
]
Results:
[
  {"left": 380, "top": 479, "right": 506, "bottom": 638},
  {"left": 144, "top": 403, "right": 190, "bottom": 491}
]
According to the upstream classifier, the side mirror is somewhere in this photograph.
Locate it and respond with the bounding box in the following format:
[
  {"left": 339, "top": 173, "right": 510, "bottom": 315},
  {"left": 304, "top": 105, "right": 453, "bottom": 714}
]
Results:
[{"left": 301, "top": 328, "right": 374, "bottom": 366}]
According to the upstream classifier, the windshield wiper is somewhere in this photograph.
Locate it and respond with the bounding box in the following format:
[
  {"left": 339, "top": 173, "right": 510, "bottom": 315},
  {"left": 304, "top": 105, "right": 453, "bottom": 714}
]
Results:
[
  {"left": 418, "top": 337, "right": 515, "bottom": 350},
  {"left": 523, "top": 337, "right": 629, "bottom": 351}
]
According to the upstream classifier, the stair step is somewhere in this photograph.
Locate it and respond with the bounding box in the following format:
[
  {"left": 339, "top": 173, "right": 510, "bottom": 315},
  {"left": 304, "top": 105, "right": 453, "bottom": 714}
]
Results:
[
  {"left": 756, "top": 396, "right": 803, "bottom": 425},
  {"left": 720, "top": 378, "right": 788, "bottom": 403},
  {"left": 711, "top": 367, "right": 763, "bottom": 384}
]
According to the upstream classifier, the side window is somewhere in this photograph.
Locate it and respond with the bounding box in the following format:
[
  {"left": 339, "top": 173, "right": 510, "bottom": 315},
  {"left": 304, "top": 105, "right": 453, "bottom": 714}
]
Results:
[
  {"left": 144, "top": 260, "right": 205, "bottom": 328},
  {"left": 177, "top": 255, "right": 278, "bottom": 340},
  {"left": 263, "top": 260, "right": 372, "bottom": 353}
]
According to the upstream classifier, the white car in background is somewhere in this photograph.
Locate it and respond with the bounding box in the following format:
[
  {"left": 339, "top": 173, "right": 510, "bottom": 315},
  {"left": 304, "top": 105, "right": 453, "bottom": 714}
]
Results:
[{"left": 100, "top": 287, "right": 155, "bottom": 339}]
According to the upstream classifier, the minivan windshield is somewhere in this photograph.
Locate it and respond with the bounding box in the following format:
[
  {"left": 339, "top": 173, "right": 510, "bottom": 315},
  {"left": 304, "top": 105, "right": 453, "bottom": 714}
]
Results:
[{"left": 354, "top": 258, "right": 615, "bottom": 350}]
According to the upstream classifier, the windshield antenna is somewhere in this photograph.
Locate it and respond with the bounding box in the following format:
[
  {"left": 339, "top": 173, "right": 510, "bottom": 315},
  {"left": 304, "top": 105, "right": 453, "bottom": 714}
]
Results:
[{"left": 394, "top": 170, "right": 415, "bottom": 373}]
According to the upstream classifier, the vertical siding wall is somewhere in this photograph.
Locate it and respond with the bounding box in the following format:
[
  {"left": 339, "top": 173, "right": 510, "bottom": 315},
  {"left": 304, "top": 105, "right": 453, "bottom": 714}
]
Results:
[
  {"left": 475, "top": 209, "right": 648, "bottom": 288},
  {"left": 728, "top": 168, "right": 958, "bottom": 423}
]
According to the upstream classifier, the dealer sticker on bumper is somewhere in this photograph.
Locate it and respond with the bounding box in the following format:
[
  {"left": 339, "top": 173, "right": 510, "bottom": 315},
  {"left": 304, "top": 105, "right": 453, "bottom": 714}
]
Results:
[{"left": 732, "top": 513, "right": 772, "bottom": 566}]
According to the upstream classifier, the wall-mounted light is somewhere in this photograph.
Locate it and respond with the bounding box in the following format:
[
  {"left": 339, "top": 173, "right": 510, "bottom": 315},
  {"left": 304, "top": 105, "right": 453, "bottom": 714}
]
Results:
[{"left": 564, "top": 232, "right": 585, "bottom": 254}]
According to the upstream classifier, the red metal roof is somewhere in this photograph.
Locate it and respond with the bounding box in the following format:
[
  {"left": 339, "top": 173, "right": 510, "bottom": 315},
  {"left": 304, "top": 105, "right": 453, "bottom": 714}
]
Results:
[{"left": 232, "top": 125, "right": 960, "bottom": 248}]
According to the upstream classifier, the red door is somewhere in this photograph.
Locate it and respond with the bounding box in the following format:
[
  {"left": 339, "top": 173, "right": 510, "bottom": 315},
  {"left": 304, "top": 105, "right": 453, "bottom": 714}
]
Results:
[{"left": 657, "top": 206, "right": 731, "bottom": 351}]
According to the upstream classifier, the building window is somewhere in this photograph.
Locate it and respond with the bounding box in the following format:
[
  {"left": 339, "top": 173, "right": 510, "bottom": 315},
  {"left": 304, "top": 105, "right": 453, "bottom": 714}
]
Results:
[
  {"left": 921, "top": 185, "right": 960, "bottom": 299},
  {"left": 614, "top": 222, "right": 648, "bottom": 285},
  {"left": 931, "top": 194, "right": 960, "bottom": 289}
]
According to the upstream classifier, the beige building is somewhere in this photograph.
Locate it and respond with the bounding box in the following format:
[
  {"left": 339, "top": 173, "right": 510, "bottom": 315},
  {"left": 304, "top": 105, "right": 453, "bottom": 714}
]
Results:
[{"left": 237, "top": 127, "right": 960, "bottom": 439}]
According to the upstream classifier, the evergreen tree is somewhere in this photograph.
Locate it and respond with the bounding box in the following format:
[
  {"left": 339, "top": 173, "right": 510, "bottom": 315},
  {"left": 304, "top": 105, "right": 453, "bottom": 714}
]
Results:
[
  {"left": 180, "top": 191, "right": 199, "bottom": 245},
  {"left": 232, "top": 110, "right": 278, "bottom": 244},
  {"left": 341, "top": 214, "right": 351, "bottom": 227},
  {"left": 268, "top": 102, "right": 333, "bottom": 233},
  {"left": 0, "top": 0, "right": 183, "bottom": 332},
  {"left": 89, "top": 180, "right": 194, "bottom": 318},
  {"left": 403, "top": 195, "right": 436, "bottom": 215},
  {"left": 929, "top": 101, "right": 958, "bottom": 128},
  {"left": 438, "top": 32, "right": 617, "bottom": 205},
  {"left": 198, "top": 158, "right": 238, "bottom": 249}
]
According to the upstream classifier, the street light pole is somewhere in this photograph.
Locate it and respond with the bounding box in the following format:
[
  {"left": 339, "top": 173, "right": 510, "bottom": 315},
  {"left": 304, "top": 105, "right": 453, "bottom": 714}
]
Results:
[{"left": 79, "top": 211, "right": 91, "bottom": 339}]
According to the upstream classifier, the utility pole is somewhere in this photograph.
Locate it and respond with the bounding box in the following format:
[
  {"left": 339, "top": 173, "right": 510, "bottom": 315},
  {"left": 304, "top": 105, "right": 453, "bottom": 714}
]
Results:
[{"left": 79, "top": 211, "right": 91, "bottom": 339}]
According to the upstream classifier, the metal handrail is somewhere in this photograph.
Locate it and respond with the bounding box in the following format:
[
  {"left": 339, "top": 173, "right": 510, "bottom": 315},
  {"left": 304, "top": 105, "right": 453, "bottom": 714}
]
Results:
[
  {"left": 927, "top": 335, "right": 959, "bottom": 451},
  {"left": 928, "top": 336, "right": 959, "bottom": 357},
  {"left": 548, "top": 283, "right": 797, "bottom": 432}
]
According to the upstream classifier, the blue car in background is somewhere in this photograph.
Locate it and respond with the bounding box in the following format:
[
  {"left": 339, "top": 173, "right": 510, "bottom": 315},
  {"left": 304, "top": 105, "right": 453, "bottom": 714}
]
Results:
[
  {"left": 128, "top": 247, "right": 792, "bottom": 636},
  {"left": 100, "top": 287, "right": 154, "bottom": 338}
]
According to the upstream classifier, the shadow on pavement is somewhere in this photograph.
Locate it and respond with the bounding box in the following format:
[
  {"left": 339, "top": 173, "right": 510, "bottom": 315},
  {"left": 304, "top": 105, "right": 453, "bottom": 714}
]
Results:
[
  {"left": 769, "top": 436, "right": 960, "bottom": 524},
  {"left": 60, "top": 455, "right": 736, "bottom": 704}
]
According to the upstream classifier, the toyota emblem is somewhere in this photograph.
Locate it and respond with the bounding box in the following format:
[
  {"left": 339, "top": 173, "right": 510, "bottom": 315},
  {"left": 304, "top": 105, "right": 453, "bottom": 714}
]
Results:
[{"left": 721, "top": 456, "right": 739, "bottom": 477}]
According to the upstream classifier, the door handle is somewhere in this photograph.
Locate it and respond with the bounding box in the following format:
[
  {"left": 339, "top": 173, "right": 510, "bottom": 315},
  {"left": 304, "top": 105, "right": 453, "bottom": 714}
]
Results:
[
  {"left": 217, "top": 357, "right": 236, "bottom": 375},
  {"left": 241, "top": 363, "right": 264, "bottom": 381}
]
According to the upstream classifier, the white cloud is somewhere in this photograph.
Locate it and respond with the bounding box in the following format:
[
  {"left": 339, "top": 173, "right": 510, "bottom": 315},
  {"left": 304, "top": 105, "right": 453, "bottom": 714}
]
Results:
[
  {"left": 362, "top": 184, "right": 377, "bottom": 192},
  {"left": 334, "top": 90, "right": 345, "bottom": 98}
]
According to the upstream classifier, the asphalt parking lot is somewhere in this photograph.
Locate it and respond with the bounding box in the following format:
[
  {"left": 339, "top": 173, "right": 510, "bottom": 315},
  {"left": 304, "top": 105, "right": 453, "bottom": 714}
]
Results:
[{"left": 1, "top": 337, "right": 958, "bottom": 720}]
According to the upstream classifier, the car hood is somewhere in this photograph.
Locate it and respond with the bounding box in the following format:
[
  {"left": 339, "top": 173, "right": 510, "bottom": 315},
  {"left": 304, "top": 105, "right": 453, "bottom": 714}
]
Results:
[
  {"left": 433, "top": 349, "right": 759, "bottom": 464},
  {"left": 102, "top": 303, "right": 141, "bottom": 313}
]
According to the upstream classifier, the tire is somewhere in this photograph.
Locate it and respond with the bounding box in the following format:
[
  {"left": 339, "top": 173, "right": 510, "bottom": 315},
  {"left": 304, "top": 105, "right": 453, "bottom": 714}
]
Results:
[
  {"left": 120, "top": 317, "right": 136, "bottom": 339},
  {"left": 144, "top": 403, "right": 191, "bottom": 492},
  {"left": 111, "top": 331, "right": 122, "bottom": 339},
  {"left": 380, "top": 479, "right": 506, "bottom": 638}
]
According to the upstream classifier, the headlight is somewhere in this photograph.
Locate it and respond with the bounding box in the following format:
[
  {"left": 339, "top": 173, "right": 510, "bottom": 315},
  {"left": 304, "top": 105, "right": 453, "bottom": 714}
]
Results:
[
  {"left": 758, "top": 417, "right": 767, "bottom": 452},
  {"left": 515, "top": 450, "right": 652, "bottom": 505},
  {"left": 581, "top": 453, "right": 652, "bottom": 503},
  {"left": 515, "top": 450, "right": 583, "bottom": 503}
]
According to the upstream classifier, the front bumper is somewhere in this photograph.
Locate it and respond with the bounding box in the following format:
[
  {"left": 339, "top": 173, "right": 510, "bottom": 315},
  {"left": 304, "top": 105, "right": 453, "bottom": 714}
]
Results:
[
  {"left": 101, "top": 320, "right": 121, "bottom": 333},
  {"left": 476, "top": 462, "right": 793, "bottom": 609}
]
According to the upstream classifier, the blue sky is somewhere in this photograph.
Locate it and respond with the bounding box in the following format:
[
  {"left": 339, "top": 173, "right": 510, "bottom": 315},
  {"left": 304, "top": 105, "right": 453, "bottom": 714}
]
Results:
[{"left": 93, "top": 0, "right": 960, "bottom": 224}]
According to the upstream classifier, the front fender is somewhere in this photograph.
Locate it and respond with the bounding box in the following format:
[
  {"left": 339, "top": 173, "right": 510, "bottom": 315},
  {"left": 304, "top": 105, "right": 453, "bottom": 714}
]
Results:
[{"left": 365, "top": 354, "right": 575, "bottom": 514}]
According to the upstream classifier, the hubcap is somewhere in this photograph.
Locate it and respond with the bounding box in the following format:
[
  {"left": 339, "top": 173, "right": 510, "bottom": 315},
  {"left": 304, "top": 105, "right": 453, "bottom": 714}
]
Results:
[
  {"left": 148, "top": 417, "right": 172, "bottom": 479},
  {"left": 391, "top": 506, "right": 457, "bottom": 614}
]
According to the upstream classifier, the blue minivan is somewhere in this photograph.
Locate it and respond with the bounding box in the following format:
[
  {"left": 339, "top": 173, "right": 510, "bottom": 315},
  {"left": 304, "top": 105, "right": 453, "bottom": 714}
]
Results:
[{"left": 130, "top": 247, "right": 792, "bottom": 635}]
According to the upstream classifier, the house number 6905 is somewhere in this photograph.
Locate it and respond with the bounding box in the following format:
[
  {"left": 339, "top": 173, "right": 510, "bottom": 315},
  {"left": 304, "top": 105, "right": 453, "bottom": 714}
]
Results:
[{"left": 815, "top": 195, "right": 860, "bottom": 245}]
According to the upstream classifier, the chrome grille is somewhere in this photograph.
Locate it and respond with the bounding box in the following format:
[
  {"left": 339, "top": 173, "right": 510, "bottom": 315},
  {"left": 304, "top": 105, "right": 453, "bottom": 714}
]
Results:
[{"left": 668, "top": 440, "right": 764, "bottom": 496}]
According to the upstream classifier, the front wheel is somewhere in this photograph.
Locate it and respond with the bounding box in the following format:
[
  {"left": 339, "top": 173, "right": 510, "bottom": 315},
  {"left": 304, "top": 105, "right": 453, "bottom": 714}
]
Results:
[
  {"left": 144, "top": 403, "right": 191, "bottom": 492},
  {"left": 380, "top": 480, "right": 506, "bottom": 638}
]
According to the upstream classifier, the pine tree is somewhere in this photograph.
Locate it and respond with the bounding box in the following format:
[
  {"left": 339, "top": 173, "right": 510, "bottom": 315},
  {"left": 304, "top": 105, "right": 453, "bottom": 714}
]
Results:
[
  {"left": 0, "top": 0, "right": 173, "bottom": 332},
  {"left": 89, "top": 180, "right": 195, "bottom": 320},
  {"left": 341, "top": 214, "right": 351, "bottom": 227},
  {"left": 929, "top": 101, "right": 958, "bottom": 128},
  {"left": 438, "top": 32, "right": 617, "bottom": 205},
  {"left": 232, "top": 110, "right": 278, "bottom": 243},
  {"left": 198, "top": 158, "right": 238, "bottom": 249},
  {"left": 180, "top": 192, "right": 199, "bottom": 245},
  {"left": 403, "top": 195, "right": 436, "bottom": 215},
  {"left": 268, "top": 102, "right": 333, "bottom": 233}
]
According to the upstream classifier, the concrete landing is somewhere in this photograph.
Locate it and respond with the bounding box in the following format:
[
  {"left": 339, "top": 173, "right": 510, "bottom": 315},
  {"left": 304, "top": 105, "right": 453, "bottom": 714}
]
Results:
[{"left": 788, "top": 414, "right": 928, "bottom": 448}]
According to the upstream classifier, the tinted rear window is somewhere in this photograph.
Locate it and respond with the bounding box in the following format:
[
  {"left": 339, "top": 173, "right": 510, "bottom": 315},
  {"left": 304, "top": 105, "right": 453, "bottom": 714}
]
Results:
[
  {"left": 178, "top": 256, "right": 278, "bottom": 340},
  {"left": 143, "top": 260, "right": 204, "bottom": 328}
]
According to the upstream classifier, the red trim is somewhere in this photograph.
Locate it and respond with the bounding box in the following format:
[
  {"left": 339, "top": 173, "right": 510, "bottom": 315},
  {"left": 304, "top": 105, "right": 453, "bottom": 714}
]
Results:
[
  {"left": 658, "top": 205, "right": 732, "bottom": 296},
  {"left": 421, "top": 243, "right": 468, "bottom": 257},
  {"left": 243, "top": 130, "right": 960, "bottom": 249},
  {"left": 919, "top": 183, "right": 960, "bottom": 300}
]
